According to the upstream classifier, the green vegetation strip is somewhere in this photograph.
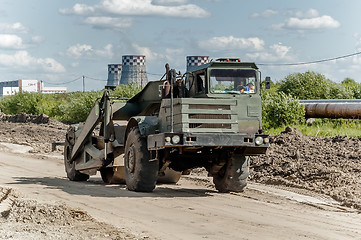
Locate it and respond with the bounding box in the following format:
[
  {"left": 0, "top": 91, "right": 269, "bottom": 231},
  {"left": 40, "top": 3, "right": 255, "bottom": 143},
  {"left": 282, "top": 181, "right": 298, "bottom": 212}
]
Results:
[{"left": 1, "top": 71, "right": 361, "bottom": 137}]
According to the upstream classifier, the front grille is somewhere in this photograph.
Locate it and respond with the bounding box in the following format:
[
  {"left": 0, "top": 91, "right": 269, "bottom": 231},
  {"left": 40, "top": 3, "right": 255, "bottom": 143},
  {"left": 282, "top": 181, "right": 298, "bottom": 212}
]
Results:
[
  {"left": 189, "top": 114, "right": 231, "bottom": 119},
  {"left": 189, "top": 123, "right": 232, "bottom": 129},
  {"left": 189, "top": 104, "right": 231, "bottom": 110}
]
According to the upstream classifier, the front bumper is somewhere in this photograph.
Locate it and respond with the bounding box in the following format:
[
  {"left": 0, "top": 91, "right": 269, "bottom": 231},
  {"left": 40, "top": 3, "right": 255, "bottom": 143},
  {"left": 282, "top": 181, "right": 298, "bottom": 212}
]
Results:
[{"left": 147, "top": 132, "right": 269, "bottom": 154}]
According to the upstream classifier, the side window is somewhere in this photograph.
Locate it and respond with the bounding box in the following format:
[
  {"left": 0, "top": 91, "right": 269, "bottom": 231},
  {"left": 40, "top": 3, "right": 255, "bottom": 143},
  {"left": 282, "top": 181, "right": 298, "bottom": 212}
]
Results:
[{"left": 196, "top": 73, "right": 206, "bottom": 93}]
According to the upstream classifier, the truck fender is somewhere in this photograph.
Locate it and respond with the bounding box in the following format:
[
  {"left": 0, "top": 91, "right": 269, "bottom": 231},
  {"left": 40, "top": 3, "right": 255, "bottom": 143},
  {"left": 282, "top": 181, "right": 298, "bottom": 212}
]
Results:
[{"left": 124, "top": 116, "right": 159, "bottom": 143}]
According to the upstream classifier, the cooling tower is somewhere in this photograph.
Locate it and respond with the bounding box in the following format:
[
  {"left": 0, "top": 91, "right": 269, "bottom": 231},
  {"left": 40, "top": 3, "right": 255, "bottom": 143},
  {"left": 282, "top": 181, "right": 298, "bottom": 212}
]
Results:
[
  {"left": 106, "top": 64, "right": 122, "bottom": 87},
  {"left": 186, "top": 56, "right": 209, "bottom": 72},
  {"left": 119, "top": 55, "right": 148, "bottom": 87}
]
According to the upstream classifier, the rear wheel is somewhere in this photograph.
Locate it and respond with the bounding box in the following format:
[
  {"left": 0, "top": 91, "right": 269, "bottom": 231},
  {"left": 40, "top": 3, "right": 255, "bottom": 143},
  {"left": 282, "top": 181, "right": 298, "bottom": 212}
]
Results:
[
  {"left": 124, "top": 127, "right": 159, "bottom": 192},
  {"left": 64, "top": 129, "right": 89, "bottom": 181},
  {"left": 213, "top": 154, "right": 249, "bottom": 193}
]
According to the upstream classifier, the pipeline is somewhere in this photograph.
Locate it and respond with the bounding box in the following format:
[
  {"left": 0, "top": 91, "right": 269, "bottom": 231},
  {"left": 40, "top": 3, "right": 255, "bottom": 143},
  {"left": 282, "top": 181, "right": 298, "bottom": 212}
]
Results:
[{"left": 300, "top": 99, "right": 361, "bottom": 119}]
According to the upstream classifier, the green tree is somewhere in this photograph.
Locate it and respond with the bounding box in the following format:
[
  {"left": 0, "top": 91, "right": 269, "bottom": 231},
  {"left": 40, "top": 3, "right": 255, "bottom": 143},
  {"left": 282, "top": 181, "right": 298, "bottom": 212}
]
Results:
[
  {"left": 112, "top": 83, "right": 142, "bottom": 98},
  {"left": 0, "top": 92, "right": 44, "bottom": 115},
  {"left": 341, "top": 77, "right": 357, "bottom": 86},
  {"left": 278, "top": 71, "right": 332, "bottom": 99},
  {"left": 326, "top": 84, "right": 354, "bottom": 99}
]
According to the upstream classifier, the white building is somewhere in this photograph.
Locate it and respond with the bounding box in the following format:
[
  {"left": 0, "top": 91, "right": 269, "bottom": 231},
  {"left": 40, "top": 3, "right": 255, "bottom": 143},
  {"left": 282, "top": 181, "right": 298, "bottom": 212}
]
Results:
[{"left": 0, "top": 79, "right": 67, "bottom": 97}]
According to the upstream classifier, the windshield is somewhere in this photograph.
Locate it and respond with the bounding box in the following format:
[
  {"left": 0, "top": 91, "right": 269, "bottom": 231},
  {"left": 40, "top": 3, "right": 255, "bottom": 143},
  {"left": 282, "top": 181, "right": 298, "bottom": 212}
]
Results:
[{"left": 209, "top": 69, "right": 257, "bottom": 94}]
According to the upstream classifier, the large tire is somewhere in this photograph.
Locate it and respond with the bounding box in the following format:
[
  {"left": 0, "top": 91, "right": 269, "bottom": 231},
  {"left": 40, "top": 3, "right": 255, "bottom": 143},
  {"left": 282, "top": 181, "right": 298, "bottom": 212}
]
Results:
[
  {"left": 213, "top": 154, "right": 249, "bottom": 193},
  {"left": 124, "top": 127, "right": 159, "bottom": 192},
  {"left": 64, "top": 132, "right": 89, "bottom": 181}
]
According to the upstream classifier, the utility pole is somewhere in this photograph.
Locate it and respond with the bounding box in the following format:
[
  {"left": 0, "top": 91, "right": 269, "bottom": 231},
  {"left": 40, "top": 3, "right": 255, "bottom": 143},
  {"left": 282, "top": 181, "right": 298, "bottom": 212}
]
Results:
[{"left": 82, "top": 75, "right": 85, "bottom": 92}]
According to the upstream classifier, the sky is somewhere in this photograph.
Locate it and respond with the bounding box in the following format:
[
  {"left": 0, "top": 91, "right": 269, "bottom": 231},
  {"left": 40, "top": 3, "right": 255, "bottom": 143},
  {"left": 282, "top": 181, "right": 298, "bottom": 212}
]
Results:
[{"left": 1, "top": 0, "right": 361, "bottom": 92}]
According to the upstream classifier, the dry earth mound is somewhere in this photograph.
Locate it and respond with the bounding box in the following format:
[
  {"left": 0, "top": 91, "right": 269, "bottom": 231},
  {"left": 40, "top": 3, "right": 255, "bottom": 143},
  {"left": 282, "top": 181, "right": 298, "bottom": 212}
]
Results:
[
  {"left": 0, "top": 113, "right": 67, "bottom": 153},
  {"left": 0, "top": 187, "right": 139, "bottom": 240},
  {"left": 250, "top": 127, "right": 361, "bottom": 210}
]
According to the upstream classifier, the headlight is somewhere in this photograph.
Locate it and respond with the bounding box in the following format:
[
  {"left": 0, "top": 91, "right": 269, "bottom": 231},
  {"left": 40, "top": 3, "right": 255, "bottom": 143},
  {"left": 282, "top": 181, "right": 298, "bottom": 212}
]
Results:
[
  {"left": 172, "top": 135, "right": 180, "bottom": 144},
  {"left": 165, "top": 136, "right": 171, "bottom": 143},
  {"left": 263, "top": 138, "right": 269, "bottom": 144},
  {"left": 255, "top": 136, "right": 263, "bottom": 145}
]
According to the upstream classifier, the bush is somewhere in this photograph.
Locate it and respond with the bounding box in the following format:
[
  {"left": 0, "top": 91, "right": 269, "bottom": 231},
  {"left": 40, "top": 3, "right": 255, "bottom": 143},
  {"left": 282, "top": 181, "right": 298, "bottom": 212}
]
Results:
[
  {"left": 325, "top": 84, "right": 354, "bottom": 99},
  {"left": 277, "top": 71, "right": 332, "bottom": 99},
  {"left": 0, "top": 84, "right": 142, "bottom": 123},
  {"left": 112, "top": 83, "right": 142, "bottom": 99},
  {"left": 262, "top": 92, "right": 305, "bottom": 129},
  {"left": 57, "top": 91, "right": 102, "bottom": 123},
  {"left": 0, "top": 92, "right": 44, "bottom": 115}
]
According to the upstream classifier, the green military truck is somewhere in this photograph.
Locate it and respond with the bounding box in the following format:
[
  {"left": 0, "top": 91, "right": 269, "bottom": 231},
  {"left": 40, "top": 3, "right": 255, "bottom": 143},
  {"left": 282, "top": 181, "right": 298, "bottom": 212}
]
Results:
[{"left": 64, "top": 58, "right": 269, "bottom": 192}]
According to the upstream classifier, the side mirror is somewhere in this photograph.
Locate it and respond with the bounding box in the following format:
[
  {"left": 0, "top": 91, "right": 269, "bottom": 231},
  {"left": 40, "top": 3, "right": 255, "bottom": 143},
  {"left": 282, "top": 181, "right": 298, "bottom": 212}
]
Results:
[{"left": 265, "top": 77, "right": 271, "bottom": 89}]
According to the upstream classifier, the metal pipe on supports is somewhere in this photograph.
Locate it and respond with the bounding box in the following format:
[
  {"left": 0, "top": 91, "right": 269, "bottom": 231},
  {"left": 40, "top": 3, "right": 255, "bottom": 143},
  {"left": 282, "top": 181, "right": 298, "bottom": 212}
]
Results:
[{"left": 300, "top": 100, "right": 361, "bottom": 119}]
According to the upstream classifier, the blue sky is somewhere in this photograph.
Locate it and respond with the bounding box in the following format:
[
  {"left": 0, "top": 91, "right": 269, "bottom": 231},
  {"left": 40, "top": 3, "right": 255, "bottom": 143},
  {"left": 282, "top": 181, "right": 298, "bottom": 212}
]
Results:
[{"left": 1, "top": 0, "right": 361, "bottom": 91}]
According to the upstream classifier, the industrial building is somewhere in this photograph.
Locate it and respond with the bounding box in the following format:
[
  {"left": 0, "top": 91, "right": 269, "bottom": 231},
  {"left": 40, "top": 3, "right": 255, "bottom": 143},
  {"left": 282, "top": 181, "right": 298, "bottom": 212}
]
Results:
[
  {"left": 0, "top": 79, "right": 67, "bottom": 97},
  {"left": 120, "top": 55, "right": 148, "bottom": 87},
  {"left": 106, "top": 55, "right": 148, "bottom": 88},
  {"left": 106, "top": 64, "right": 122, "bottom": 87}
]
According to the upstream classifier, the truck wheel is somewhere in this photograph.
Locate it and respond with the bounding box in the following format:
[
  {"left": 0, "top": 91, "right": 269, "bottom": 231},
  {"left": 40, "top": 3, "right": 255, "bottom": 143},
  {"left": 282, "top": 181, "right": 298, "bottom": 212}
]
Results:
[
  {"left": 124, "top": 127, "right": 159, "bottom": 192},
  {"left": 213, "top": 154, "right": 249, "bottom": 193},
  {"left": 64, "top": 134, "right": 89, "bottom": 181},
  {"left": 157, "top": 168, "right": 182, "bottom": 184}
]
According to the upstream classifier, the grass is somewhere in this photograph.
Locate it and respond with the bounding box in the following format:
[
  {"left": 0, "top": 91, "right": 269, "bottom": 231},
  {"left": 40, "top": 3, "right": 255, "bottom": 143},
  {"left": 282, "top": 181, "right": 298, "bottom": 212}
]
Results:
[{"left": 265, "top": 119, "right": 361, "bottom": 137}]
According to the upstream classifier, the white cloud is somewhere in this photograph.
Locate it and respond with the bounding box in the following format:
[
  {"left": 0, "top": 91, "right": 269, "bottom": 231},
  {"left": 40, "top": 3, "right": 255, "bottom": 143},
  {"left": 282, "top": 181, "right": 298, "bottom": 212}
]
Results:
[
  {"left": 66, "top": 44, "right": 93, "bottom": 58},
  {"left": 96, "top": 44, "right": 113, "bottom": 58},
  {"left": 65, "top": 43, "right": 114, "bottom": 59},
  {"left": 272, "top": 9, "right": 340, "bottom": 30},
  {"left": 71, "top": 62, "right": 80, "bottom": 68},
  {"left": 164, "top": 48, "right": 185, "bottom": 68},
  {"left": 130, "top": 43, "right": 161, "bottom": 60},
  {"left": 59, "top": 4, "right": 95, "bottom": 15},
  {"left": 0, "top": 51, "right": 65, "bottom": 73},
  {"left": 0, "top": 22, "right": 28, "bottom": 33},
  {"left": 60, "top": 0, "right": 210, "bottom": 18},
  {"left": 0, "top": 34, "right": 25, "bottom": 49},
  {"left": 84, "top": 17, "right": 133, "bottom": 31},
  {"left": 152, "top": 0, "right": 188, "bottom": 6},
  {"left": 293, "top": 9, "right": 319, "bottom": 19},
  {"left": 284, "top": 16, "right": 340, "bottom": 30},
  {"left": 198, "top": 36, "right": 265, "bottom": 52},
  {"left": 246, "top": 43, "right": 292, "bottom": 62},
  {"left": 270, "top": 44, "right": 291, "bottom": 59},
  {"left": 251, "top": 9, "right": 277, "bottom": 18},
  {"left": 30, "top": 36, "right": 44, "bottom": 44}
]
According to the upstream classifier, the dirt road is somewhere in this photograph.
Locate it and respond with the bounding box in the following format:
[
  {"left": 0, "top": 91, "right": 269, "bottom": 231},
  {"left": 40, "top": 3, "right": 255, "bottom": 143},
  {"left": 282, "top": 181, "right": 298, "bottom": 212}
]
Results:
[{"left": 0, "top": 149, "right": 360, "bottom": 240}]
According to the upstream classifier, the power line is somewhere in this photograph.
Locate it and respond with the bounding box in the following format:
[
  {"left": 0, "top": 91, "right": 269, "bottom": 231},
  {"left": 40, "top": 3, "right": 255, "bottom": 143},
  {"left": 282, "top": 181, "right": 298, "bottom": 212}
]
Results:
[
  {"left": 258, "top": 51, "right": 361, "bottom": 66},
  {"left": 147, "top": 72, "right": 163, "bottom": 76},
  {"left": 44, "top": 72, "right": 163, "bottom": 86},
  {"left": 42, "top": 76, "right": 82, "bottom": 85},
  {"left": 83, "top": 75, "right": 107, "bottom": 82}
]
